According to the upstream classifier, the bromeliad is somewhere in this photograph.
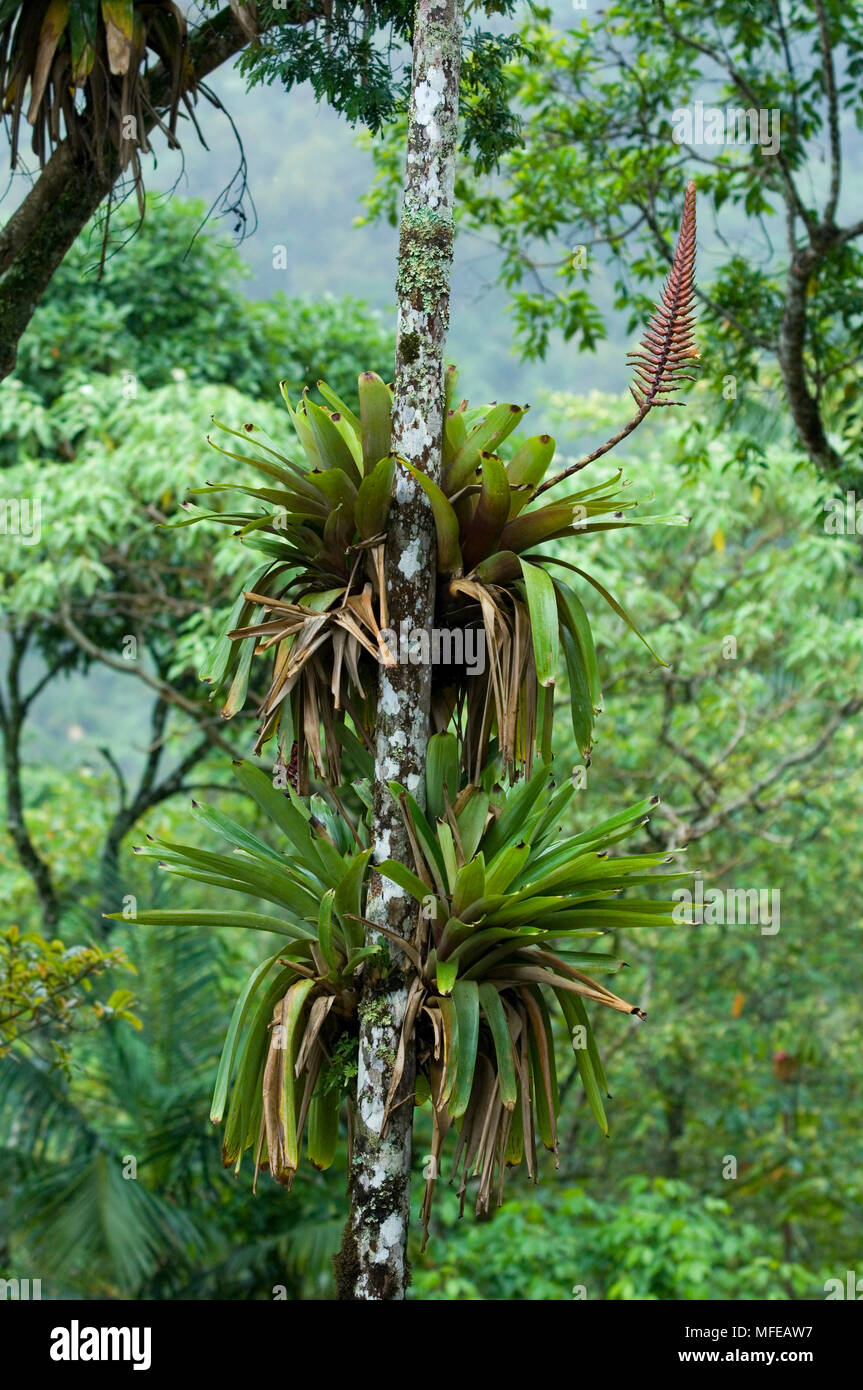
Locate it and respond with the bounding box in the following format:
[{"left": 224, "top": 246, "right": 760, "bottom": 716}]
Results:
[{"left": 120, "top": 181, "right": 700, "bottom": 1242}]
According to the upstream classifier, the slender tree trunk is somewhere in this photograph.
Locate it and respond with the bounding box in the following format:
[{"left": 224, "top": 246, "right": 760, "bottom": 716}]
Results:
[
  {"left": 334, "top": 0, "right": 464, "bottom": 1300},
  {"left": 1, "top": 629, "right": 61, "bottom": 929},
  {"left": 778, "top": 243, "right": 844, "bottom": 479}
]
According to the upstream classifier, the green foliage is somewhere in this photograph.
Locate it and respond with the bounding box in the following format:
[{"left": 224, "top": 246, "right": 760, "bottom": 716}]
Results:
[
  {"left": 237, "top": 0, "right": 415, "bottom": 133},
  {"left": 0, "top": 199, "right": 395, "bottom": 1124},
  {"left": 136, "top": 184, "right": 701, "bottom": 1243},
  {"left": 186, "top": 370, "right": 400, "bottom": 776},
  {"left": 458, "top": 28, "right": 526, "bottom": 173},
  {"left": 194, "top": 358, "right": 688, "bottom": 780},
  {"left": 0, "top": 922, "right": 134, "bottom": 1064},
  {"left": 116, "top": 759, "right": 377, "bottom": 1188},
  {"left": 124, "top": 740, "right": 690, "bottom": 1227},
  {"left": 5, "top": 384, "right": 861, "bottom": 1297},
  {"left": 407, "top": 367, "right": 687, "bottom": 774},
  {"left": 4, "top": 40, "right": 860, "bottom": 1293},
  {"left": 0, "top": 376, "right": 282, "bottom": 685},
  {"left": 411, "top": 1178, "right": 818, "bottom": 1300},
  {"left": 365, "top": 1, "right": 863, "bottom": 469},
  {"left": 8, "top": 196, "right": 394, "bottom": 413},
  {"left": 236, "top": 2, "right": 526, "bottom": 169},
  {"left": 509, "top": 396, "right": 863, "bottom": 1284},
  {"left": 0, "top": 919, "right": 344, "bottom": 1297},
  {"left": 322, "top": 1033, "right": 360, "bottom": 1096},
  {"left": 0, "top": 202, "right": 396, "bottom": 1162},
  {"left": 382, "top": 745, "right": 690, "bottom": 1235},
  {"left": 544, "top": 391, "right": 863, "bottom": 814}
]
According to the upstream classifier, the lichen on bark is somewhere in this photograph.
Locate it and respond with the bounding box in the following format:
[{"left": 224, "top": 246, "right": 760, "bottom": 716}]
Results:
[
  {"left": 396, "top": 204, "right": 456, "bottom": 312},
  {"left": 334, "top": 0, "right": 464, "bottom": 1301}
]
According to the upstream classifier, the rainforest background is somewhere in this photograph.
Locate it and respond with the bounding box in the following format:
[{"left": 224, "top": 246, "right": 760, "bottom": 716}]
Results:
[{"left": 1, "top": 0, "right": 860, "bottom": 1300}]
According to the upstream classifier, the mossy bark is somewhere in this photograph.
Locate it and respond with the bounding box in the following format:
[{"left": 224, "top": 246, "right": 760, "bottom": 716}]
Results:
[{"left": 334, "top": 0, "right": 464, "bottom": 1301}]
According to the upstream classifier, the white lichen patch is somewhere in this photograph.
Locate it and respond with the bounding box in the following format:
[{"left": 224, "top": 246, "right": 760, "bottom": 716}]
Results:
[
  {"left": 379, "top": 677, "right": 401, "bottom": 717},
  {"left": 375, "top": 1213, "right": 406, "bottom": 1262},
  {"left": 395, "top": 401, "right": 434, "bottom": 463},
  {"left": 398, "top": 537, "right": 423, "bottom": 580},
  {"left": 395, "top": 470, "right": 415, "bottom": 504},
  {"left": 377, "top": 875, "right": 405, "bottom": 907},
  {"left": 359, "top": 1083, "right": 386, "bottom": 1134},
  {"left": 414, "top": 63, "right": 446, "bottom": 135}
]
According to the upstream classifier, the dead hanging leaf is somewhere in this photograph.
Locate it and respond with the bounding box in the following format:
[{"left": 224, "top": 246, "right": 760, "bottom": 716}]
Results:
[
  {"left": 102, "top": 1, "right": 134, "bottom": 75},
  {"left": 27, "top": 0, "right": 70, "bottom": 124},
  {"left": 731, "top": 991, "right": 745, "bottom": 1018}
]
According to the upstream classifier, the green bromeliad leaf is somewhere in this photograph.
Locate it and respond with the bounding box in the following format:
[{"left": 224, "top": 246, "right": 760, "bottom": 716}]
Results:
[
  {"left": 376, "top": 758, "right": 690, "bottom": 1218},
  {"left": 182, "top": 362, "right": 685, "bottom": 781},
  {"left": 113, "top": 169, "right": 701, "bottom": 1231}
]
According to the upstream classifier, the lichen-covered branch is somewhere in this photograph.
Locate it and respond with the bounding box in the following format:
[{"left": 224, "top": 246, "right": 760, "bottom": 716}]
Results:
[{"left": 334, "top": 0, "right": 464, "bottom": 1301}]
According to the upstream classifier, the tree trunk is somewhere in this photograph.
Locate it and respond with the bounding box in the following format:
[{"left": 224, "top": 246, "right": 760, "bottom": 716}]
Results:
[
  {"left": 0, "top": 150, "right": 119, "bottom": 382},
  {"left": 1, "top": 631, "right": 61, "bottom": 929},
  {"left": 778, "top": 244, "right": 845, "bottom": 479},
  {"left": 334, "top": 0, "right": 464, "bottom": 1300}
]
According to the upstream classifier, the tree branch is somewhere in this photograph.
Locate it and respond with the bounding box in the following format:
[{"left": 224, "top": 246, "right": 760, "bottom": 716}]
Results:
[
  {"left": 0, "top": 3, "right": 318, "bottom": 380},
  {"left": 1, "top": 626, "right": 61, "bottom": 928},
  {"left": 57, "top": 599, "right": 241, "bottom": 759},
  {"left": 654, "top": 4, "right": 814, "bottom": 235},
  {"left": 335, "top": 0, "right": 464, "bottom": 1302},
  {"left": 814, "top": 0, "right": 841, "bottom": 227},
  {"left": 777, "top": 223, "right": 844, "bottom": 476},
  {"left": 664, "top": 697, "right": 863, "bottom": 844}
]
